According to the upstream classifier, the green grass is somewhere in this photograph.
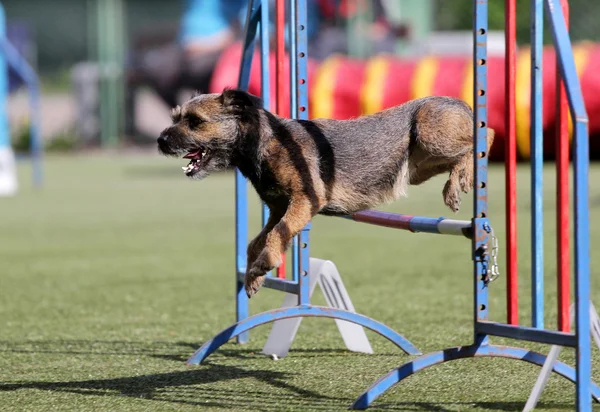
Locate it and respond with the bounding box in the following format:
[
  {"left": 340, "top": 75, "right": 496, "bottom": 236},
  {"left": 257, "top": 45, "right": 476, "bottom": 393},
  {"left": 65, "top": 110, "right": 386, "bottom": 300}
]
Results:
[{"left": 2, "top": 154, "right": 600, "bottom": 411}]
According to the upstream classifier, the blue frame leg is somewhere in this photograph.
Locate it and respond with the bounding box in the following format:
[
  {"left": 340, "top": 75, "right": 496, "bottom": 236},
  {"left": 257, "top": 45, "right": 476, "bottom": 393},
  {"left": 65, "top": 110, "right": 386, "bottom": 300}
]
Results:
[
  {"left": 351, "top": 344, "right": 600, "bottom": 410},
  {"left": 234, "top": 0, "right": 261, "bottom": 345},
  {"left": 186, "top": 305, "right": 421, "bottom": 365}
]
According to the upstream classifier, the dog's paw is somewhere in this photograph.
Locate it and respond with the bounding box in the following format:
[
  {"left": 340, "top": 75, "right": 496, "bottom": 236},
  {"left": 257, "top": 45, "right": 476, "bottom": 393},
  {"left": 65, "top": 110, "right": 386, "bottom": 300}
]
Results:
[
  {"left": 254, "top": 248, "right": 282, "bottom": 273},
  {"left": 244, "top": 273, "right": 266, "bottom": 298},
  {"left": 244, "top": 249, "right": 282, "bottom": 297},
  {"left": 443, "top": 180, "right": 461, "bottom": 213}
]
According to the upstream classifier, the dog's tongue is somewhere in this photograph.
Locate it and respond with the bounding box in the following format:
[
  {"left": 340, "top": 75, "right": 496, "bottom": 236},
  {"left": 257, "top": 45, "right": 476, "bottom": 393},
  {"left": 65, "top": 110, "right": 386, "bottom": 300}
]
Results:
[{"left": 183, "top": 149, "right": 202, "bottom": 160}]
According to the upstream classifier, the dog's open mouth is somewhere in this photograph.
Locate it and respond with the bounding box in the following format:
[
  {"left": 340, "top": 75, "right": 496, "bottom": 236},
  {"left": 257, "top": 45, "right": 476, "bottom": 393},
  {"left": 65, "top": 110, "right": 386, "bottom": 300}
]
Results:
[{"left": 181, "top": 148, "right": 208, "bottom": 176}]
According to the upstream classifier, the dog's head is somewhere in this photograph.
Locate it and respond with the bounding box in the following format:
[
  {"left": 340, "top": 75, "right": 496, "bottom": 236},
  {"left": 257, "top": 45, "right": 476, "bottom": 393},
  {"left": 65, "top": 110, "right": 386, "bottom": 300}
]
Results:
[{"left": 157, "top": 89, "right": 263, "bottom": 179}]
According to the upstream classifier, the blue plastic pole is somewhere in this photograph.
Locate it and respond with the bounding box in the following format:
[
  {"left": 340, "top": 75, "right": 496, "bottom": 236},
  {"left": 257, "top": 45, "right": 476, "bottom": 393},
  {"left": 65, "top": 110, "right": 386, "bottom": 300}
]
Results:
[
  {"left": 235, "top": 0, "right": 261, "bottom": 345},
  {"left": 289, "top": 0, "right": 300, "bottom": 284},
  {"left": 544, "top": 0, "right": 591, "bottom": 409},
  {"left": 0, "top": 4, "right": 8, "bottom": 152},
  {"left": 473, "top": 0, "right": 490, "bottom": 346},
  {"left": 0, "top": 4, "right": 43, "bottom": 187},
  {"left": 298, "top": 223, "right": 311, "bottom": 305},
  {"left": 291, "top": 0, "right": 310, "bottom": 304},
  {"left": 260, "top": 0, "right": 271, "bottom": 229},
  {"left": 530, "top": 0, "right": 544, "bottom": 329}
]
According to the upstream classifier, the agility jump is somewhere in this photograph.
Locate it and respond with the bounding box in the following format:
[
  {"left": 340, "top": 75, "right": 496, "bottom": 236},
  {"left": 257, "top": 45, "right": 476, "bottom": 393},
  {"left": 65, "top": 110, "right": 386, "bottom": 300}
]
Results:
[{"left": 172, "top": 0, "right": 596, "bottom": 410}]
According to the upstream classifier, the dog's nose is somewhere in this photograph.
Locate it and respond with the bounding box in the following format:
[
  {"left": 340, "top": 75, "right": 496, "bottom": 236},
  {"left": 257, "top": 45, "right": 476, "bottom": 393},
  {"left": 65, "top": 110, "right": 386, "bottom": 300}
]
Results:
[{"left": 157, "top": 135, "right": 168, "bottom": 145}]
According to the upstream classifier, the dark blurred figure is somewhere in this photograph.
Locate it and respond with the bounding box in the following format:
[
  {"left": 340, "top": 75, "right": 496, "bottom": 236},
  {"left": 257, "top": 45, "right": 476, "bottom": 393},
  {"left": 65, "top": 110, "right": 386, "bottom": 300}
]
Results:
[
  {"left": 125, "top": 0, "right": 402, "bottom": 137},
  {"left": 128, "top": 1, "right": 245, "bottom": 111}
]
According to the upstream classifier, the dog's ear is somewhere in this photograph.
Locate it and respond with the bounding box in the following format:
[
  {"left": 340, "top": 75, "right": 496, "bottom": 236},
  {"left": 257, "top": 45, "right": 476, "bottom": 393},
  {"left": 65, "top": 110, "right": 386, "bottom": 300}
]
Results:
[
  {"left": 220, "top": 88, "right": 263, "bottom": 110},
  {"left": 190, "top": 90, "right": 203, "bottom": 99},
  {"left": 170, "top": 105, "right": 182, "bottom": 122}
]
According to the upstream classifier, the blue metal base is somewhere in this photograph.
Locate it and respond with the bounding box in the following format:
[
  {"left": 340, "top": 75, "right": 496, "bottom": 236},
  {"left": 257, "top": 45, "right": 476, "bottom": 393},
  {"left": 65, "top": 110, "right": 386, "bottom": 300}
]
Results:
[
  {"left": 186, "top": 304, "right": 421, "bottom": 365},
  {"left": 351, "top": 343, "right": 600, "bottom": 410}
]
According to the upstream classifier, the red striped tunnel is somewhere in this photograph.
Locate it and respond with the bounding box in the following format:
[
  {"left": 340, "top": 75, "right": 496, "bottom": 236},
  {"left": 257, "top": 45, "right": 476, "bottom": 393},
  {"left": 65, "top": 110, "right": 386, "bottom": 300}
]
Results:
[{"left": 210, "top": 41, "right": 600, "bottom": 160}]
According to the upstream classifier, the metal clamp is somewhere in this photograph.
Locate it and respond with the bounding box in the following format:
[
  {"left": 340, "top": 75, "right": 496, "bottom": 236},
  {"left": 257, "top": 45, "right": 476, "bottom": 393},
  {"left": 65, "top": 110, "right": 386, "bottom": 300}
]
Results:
[{"left": 487, "top": 227, "right": 500, "bottom": 283}]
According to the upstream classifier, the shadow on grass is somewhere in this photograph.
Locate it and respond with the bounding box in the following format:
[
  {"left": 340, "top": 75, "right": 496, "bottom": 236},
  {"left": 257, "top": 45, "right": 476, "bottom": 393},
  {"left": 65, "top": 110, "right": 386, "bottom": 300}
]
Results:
[
  {"left": 0, "top": 339, "right": 197, "bottom": 358},
  {"left": 372, "top": 402, "right": 572, "bottom": 411},
  {"left": 0, "top": 340, "right": 575, "bottom": 410},
  {"left": 0, "top": 367, "right": 572, "bottom": 412},
  {"left": 0, "top": 339, "right": 382, "bottom": 362},
  {"left": 0, "top": 364, "right": 344, "bottom": 410}
]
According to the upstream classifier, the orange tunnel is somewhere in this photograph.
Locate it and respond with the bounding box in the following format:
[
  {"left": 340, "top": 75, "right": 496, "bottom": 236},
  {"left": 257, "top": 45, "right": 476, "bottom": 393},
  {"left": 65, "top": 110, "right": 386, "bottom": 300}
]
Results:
[{"left": 210, "top": 41, "right": 600, "bottom": 160}]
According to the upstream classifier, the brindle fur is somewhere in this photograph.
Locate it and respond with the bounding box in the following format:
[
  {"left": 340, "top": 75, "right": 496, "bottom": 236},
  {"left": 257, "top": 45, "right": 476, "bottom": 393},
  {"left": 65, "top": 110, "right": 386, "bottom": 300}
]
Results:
[{"left": 157, "top": 89, "right": 495, "bottom": 297}]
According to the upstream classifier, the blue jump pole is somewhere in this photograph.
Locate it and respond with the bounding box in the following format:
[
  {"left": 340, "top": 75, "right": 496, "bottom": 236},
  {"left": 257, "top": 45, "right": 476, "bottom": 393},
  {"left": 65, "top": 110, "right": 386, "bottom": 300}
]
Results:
[
  {"left": 530, "top": 0, "right": 545, "bottom": 330},
  {"left": 544, "top": 0, "right": 592, "bottom": 408},
  {"left": 0, "top": 3, "right": 8, "bottom": 152},
  {"left": 0, "top": 1, "right": 14, "bottom": 195},
  {"left": 188, "top": 0, "right": 423, "bottom": 367},
  {"left": 343, "top": 211, "right": 473, "bottom": 238},
  {"left": 190, "top": 0, "right": 594, "bottom": 409},
  {"left": 472, "top": 0, "right": 491, "bottom": 345},
  {"left": 235, "top": 0, "right": 261, "bottom": 345},
  {"left": 350, "top": 0, "right": 598, "bottom": 408},
  {"left": 289, "top": 0, "right": 300, "bottom": 284},
  {"left": 260, "top": 0, "right": 271, "bottom": 229},
  {"left": 292, "top": 0, "right": 310, "bottom": 305}
]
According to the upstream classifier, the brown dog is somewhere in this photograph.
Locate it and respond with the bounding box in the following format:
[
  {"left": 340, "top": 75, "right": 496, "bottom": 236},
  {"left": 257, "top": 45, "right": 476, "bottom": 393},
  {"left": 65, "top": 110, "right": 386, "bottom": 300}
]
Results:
[{"left": 157, "top": 89, "right": 494, "bottom": 297}]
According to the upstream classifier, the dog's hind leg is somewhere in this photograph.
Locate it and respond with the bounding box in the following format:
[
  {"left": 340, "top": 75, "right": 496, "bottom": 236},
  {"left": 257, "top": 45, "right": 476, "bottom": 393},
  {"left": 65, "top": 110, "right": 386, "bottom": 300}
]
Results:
[
  {"left": 443, "top": 151, "right": 472, "bottom": 212},
  {"left": 458, "top": 150, "right": 474, "bottom": 193},
  {"left": 244, "top": 196, "right": 318, "bottom": 297},
  {"left": 454, "top": 127, "right": 494, "bottom": 198},
  {"left": 441, "top": 127, "right": 496, "bottom": 212}
]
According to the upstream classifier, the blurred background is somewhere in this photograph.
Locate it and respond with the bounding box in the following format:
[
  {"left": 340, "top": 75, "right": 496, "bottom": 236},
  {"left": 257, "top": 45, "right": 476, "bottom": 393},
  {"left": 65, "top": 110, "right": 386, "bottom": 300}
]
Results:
[
  {"left": 3, "top": 4, "right": 600, "bottom": 409},
  {"left": 4, "top": 0, "right": 600, "bottom": 162}
]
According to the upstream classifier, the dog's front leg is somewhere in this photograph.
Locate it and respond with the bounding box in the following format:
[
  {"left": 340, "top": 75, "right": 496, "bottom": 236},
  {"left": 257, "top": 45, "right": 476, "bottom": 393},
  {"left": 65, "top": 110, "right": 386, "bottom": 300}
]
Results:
[
  {"left": 246, "top": 207, "right": 286, "bottom": 274},
  {"left": 244, "top": 197, "right": 314, "bottom": 297}
]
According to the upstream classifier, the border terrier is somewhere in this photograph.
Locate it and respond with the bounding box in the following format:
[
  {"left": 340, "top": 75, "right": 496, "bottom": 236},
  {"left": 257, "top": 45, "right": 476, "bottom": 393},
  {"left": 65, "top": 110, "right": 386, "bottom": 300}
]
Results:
[{"left": 157, "top": 89, "right": 495, "bottom": 297}]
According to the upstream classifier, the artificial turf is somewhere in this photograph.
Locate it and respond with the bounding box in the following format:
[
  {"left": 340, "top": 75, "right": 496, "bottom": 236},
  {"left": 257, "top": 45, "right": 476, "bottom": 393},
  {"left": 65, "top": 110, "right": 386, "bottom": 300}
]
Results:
[{"left": 1, "top": 154, "right": 600, "bottom": 411}]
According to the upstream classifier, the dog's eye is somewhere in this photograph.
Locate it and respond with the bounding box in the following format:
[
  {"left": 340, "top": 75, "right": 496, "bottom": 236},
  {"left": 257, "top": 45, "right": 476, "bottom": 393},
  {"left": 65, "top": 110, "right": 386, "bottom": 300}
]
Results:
[{"left": 186, "top": 115, "right": 203, "bottom": 129}]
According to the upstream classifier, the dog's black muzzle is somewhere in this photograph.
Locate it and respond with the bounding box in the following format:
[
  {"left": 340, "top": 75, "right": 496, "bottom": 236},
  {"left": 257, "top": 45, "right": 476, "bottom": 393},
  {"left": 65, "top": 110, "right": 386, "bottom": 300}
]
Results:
[{"left": 157, "top": 131, "right": 178, "bottom": 156}]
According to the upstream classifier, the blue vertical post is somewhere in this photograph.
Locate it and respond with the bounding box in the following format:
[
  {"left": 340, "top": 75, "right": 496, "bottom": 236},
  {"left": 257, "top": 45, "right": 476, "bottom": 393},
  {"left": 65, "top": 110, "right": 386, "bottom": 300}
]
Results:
[
  {"left": 0, "top": 5, "right": 43, "bottom": 188},
  {"left": 530, "top": 0, "right": 544, "bottom": 329},
  {"left": 260, "top": 0, "right": 271, "bottom": 229},
  {"left": 298, "top": 223, "right": 311, "bottom": 305},
  {"left": 544, "top": 0, "right": 591, "bottom": 409},
  {"left": 0, "top": 4, "right": 10, "bottom": 155},
  {"left": 573, "top": 116, "right": 591, "bottom": 412},
  {"left": 473, "top": 0, "right": 490, "bottom": 346},
  {"left": 289, "top": 0, "right": 300, "bottom": 283},
  {"left": 294, "top": 0, "right": 309, "bottom": 125},
  {"left": 294, "top": 0, "right": 310, "bottom": 304},
  {"left": 235, "top": 159, "right": 249, "bottom": 345},
  {"left": 236, "top": 0, "right": 261, "bottom": 344}
]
